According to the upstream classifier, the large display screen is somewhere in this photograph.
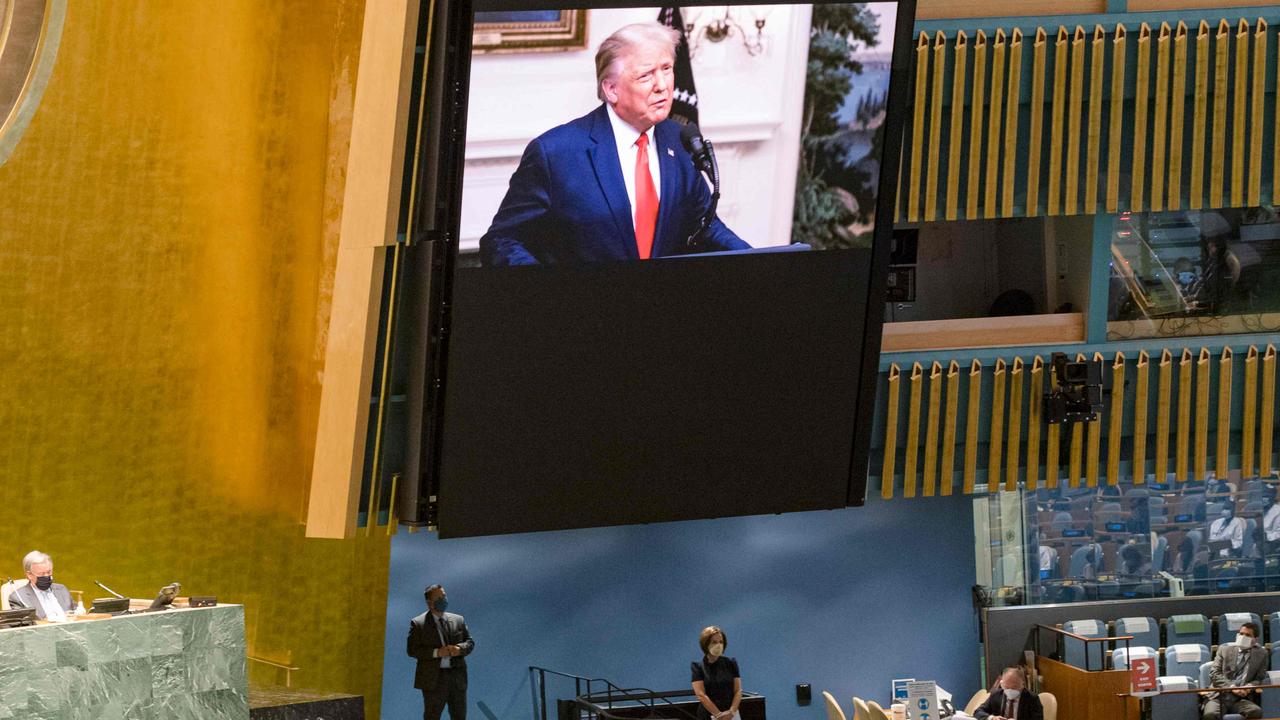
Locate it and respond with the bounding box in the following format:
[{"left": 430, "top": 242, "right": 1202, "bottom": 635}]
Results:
[{"left": 421, "top": 0, "right": 916, "bottom": 537}]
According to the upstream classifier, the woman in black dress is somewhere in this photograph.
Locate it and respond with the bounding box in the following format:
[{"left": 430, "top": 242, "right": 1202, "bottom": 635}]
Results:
[{"left": 691, "top": 625, "right": 741, "bottom": 720}]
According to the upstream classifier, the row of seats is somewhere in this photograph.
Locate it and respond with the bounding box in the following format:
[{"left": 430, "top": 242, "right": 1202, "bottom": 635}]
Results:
[{"left": 1059, "top": 612, "right": 1274, "bottom": 670}]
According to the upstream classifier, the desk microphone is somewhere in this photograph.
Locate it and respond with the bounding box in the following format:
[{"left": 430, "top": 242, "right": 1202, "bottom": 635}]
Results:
[
  {"left": 679, "top": 123, "right": 721, "bottom": 249},
  {"left": 94, "top": 581, "right": 126, "bottom": 599}
]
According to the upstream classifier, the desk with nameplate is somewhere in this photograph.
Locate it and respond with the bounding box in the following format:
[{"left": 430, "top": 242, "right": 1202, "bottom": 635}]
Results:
[{"left": 0, "top": 602, "right": 247, "bottom": 719}]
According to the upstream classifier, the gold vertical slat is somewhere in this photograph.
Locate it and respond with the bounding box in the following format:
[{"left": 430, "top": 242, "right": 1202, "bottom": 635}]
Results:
[
  {"left": 1047, "top": 27, "right": 1068, "bottom": 216},
  {"left": 1210, "top": 20, "right": 1230, "bottom": 209},
  {"left": 1155, "top": 350, "right": 1173, "bottom": 484},
  {"left": 1006, "top": 357, "right": 1024, "bottom": 492},
  {"left": 1261, "top": 346, "right": 1276, "bottom": 478},
  {"left": 1132, "top": 23, "right": 1152, "bottom": 212},
  {"left": 1002, "top": 28, "right": 1024, "bottom": 217},
  {"left": 1176, "top": 348, "right": 1193, "bottom": 483},
  {"left": 1028, "top": 28, "right": 1048, "bottom": 217},
  {"left": 1276, "top": 39, "right": 1280, "bottom": 205},
  {"left": 1046, "top": 362, "right": 1061, "bottom": 489},
  {"left": 1085, "top": 353, "right": 1102, "bottom": 487},
  {"left": 908, "top": 32, "right": 930, "bottom": 223},
  {"left": 1231, "top": 19, "right": 1249, "bottom": 208},
  {"left": 1243, "top": 346, "right": 1259, "bottom": 479},
  {"left": 1108, "top": 353, "right": 1126, "bottom": 486},
  {"left": 365, "top": 470, "right": 382, "bottom": 536},
  {"left": 882, "top": 365, "right": 901, "bottom": 499},
  {"left": 1248, "top": 19, "right": 1267, "bottom": 207},
  {"left": 941, "top": 360, "right": 960, "bottom": 495},
  {"left": 947, "top": 32, "right": 969, "bottom": 221},
  {"left": 968, "top": 30, "right": 988, "bottom": 220},
  {"left": 385, "top": 473, "right": 399, "bottom": 535},
  {"left": 1168, "top": 22, "right": 1188, "bottom": 211},
  {"left": 925, "top": 31, "right": 946, "bottom": 222},
  {"left": 1133, "top": 351, "right": 1150, "bottom": 484},
  {"left": 1194, "top": 348, "right": 1211, "bottom": 482},
  {"left": 1191, "top": 21, "right": 1210, "bottom": 210},
  {"left": 1217, "top": 347, "right": 1233, "bottom": 482},
  {"left": 985, "top": 29, "right": 1007, "bottom": 218},
  {"left": 904, "top": 362, "right": 924, "bottom": 498},
  {"left": 964, "top": 359, "right": 983, "bottom": 494},
  {"left": 1064, "top": 26, "right": 1086, "bottom": 215},
  {"left": 1150, "top": 22, "right": 1172, "bottom": 213},
  {"left": 923, "top": 361, "right": 943, "bottom": 497},
  {"left": 1027, "top": 357, "right": 1044, "bottom": 490},
  {"left": 1106, "top": 25, "right": 1127, "bottom": 213},
  {"left": 1084, "top": 25, "right": 1104, "bottom": 215},
  {"left": 1069, "top": 418, "right": 1084, "bottom": 488},
  {"left": 989, "top": 359, "right": 1007, "bottom": 490}
]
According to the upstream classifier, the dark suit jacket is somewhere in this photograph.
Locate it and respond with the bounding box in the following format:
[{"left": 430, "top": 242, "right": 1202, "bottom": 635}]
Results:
[
  {"left": 1208, "top": 643, "right": 1268, "bottom": 701},
  {"left": 975, "top": 689, "right": 1044, "bottom": 720},
  {"left": 8, "top": 583, "right": 73, "bottom": 619},
  {"left": 480, "top": 104, "right": 749, "bottom": 266},
  {"left": 407, "top": 611, "right": 474, "bottom": 691}
]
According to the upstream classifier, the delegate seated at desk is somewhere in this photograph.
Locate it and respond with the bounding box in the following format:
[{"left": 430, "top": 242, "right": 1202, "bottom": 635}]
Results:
[
  {"left": 7, "top": 550, "right": 73, "bottom": 621},
  {"left": 1263, "top": 491, "right": 1280, "bottom": 545},
  {"left": 1202, "top": 622, "right": 1266, "bottom": 720},
  {"left": 975, "top": 667, "right": 1042, "bottom": 720},
  {"left": 1208, "top": 506, "right": 1245, "bottom": 558}
]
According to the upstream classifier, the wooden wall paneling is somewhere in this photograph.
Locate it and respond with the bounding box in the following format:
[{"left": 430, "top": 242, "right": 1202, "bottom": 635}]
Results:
[
  {"left": 1191, "top": 20, "right": 1210, "bottom": 210},
  {"left": 1029, "top": 28, "right": 1048, "bottom": 217},
  {"left": 947, "top": 31, "right": 969, "bottom": 220},
  {"left": 882, "top": 364, "right": 902, "bottom": 499},
  {"left": 1107, "top": 25, "right": 1126, "bottom": 213},
  {"left": 1168, "top": 22, "right": 1188, "bottom": 211},
  {"left": 926, "top": 31, "right": 947, "bottom": 222},
  {"left": 1150, "top": 22, "right": 1172, "bottom": 212},
  {"left": 1002, "top": 29, "right": 1024, "bottom": 217},
  {"left": 1048, "top": 27, "right": 1069, "bottom": 216},
  {"left": 1133, "top": 351, "right": 1150, "bottom": 483},
  {"left": 1132, "top": 23, "right": 1152, "bottom": 212},
  {"left": 1084, "top": 25, "right": 1105, "bottom": 215},
  {"left": 969, "top": 30, "right": 989, "bottom": 219}
]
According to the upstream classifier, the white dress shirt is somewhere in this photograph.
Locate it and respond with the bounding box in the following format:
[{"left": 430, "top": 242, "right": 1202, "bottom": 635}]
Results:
[
  {"left": 1264, "top": 503, "right": 1280, "bottom": 543},
  {"left": 1209, "top": 516, "right": 1245, "bottom": 554},
  {"left": 605, "top": 103, "right": 662, "bottom": 232},
  {"left": 1038, "top": 545, "right": 1055, "bottom": 572},
  {"left": 33, "top": 586, "right": 67, "bottom": 622}
]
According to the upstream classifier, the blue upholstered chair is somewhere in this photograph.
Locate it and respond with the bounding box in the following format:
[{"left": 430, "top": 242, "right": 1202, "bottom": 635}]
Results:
[
  {"left": 1114, "top": 617, "right": 1160, "bottom": 653},
  {"left": 1166, "top": 614, "right": 1212, "bottom": 647},
  {"left": 1062, "top": 619, "right": 1107, "bottom": 670}
]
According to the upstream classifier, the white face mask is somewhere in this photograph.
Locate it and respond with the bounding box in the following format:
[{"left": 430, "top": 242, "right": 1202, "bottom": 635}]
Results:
[
  {"left": 1236, "top": 634, "right": 1254, "bottom": 648},
  {"left": 1004, "top": 688, "right": 1021, "bottom": 699},
  {"left": 708, "top": 643, "right": 724, "bottom": 658}
]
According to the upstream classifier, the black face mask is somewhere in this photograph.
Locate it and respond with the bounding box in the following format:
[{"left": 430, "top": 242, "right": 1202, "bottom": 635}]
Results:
[{"left": 34, "top": 575, "right": 52, "bottom": 591}]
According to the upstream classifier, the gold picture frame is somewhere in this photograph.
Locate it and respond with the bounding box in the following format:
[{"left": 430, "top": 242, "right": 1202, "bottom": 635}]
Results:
[{"left": 473, "top": 10, "right": 588, "bottom": 54}]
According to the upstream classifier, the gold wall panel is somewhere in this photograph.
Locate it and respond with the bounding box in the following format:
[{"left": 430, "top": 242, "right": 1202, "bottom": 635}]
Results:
[
  {"left": 900, "top": 13, "right": 1280, "bottom": 221},
  {"left": 0, "top": 1, "right": 388, "bottom": 715}
]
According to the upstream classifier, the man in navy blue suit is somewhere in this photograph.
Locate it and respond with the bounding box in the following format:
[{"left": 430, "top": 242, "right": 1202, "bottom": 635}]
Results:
[{"left": 479, "top": 22, "right": 749, "bottom": 266}]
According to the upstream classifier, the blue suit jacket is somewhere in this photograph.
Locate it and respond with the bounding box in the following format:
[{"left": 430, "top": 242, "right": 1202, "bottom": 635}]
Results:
[{"left": 480, "top": 105, "right": 749, "bottom": 266}]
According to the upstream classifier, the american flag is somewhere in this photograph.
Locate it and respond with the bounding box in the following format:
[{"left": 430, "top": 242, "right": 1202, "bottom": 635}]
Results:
[{"left": 658, "top": 7, "right": 699, "bottom": 126}]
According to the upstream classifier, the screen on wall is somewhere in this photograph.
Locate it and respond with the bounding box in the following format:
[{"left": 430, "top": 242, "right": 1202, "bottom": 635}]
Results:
[{"left": 416, "top": 0, "right": 917, "bottom": 537}]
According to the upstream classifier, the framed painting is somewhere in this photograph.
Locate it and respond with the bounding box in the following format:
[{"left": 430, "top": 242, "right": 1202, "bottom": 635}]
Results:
[{"left": 472, "top": 10, "right": 588, "bottom": 54}]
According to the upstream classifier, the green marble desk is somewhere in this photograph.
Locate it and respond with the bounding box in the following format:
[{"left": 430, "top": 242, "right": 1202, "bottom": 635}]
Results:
[{"left": 0, "top": 604, "right": 248, "bottom": 719}]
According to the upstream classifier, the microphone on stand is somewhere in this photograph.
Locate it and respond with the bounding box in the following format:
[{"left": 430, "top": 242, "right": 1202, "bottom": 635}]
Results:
[
  {"left": 679, "top": 123, "right": 720, "bottom": 250},
  {"left": 94, "top": 580, "right": 126, "bottom": 599}
]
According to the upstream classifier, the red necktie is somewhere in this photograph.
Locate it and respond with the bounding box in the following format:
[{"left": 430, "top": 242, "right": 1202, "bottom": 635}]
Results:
[{"left": 634, "top": 133, "right": 659, "bottom": 260}]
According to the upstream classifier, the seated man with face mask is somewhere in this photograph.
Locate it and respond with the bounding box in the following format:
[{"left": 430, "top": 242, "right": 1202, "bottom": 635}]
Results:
[
  {"left": 7, "top": 551, "right": 74, "bottom": 621},
  {"left": 1202, "top": 622, "right": 1267, "bottom": 720},
  {"left": 975, "top": 666, "right": 1043, "bottom": 720},
  {"left": 1209, "top": 504, "right": 1246, "bottom": 558}
]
